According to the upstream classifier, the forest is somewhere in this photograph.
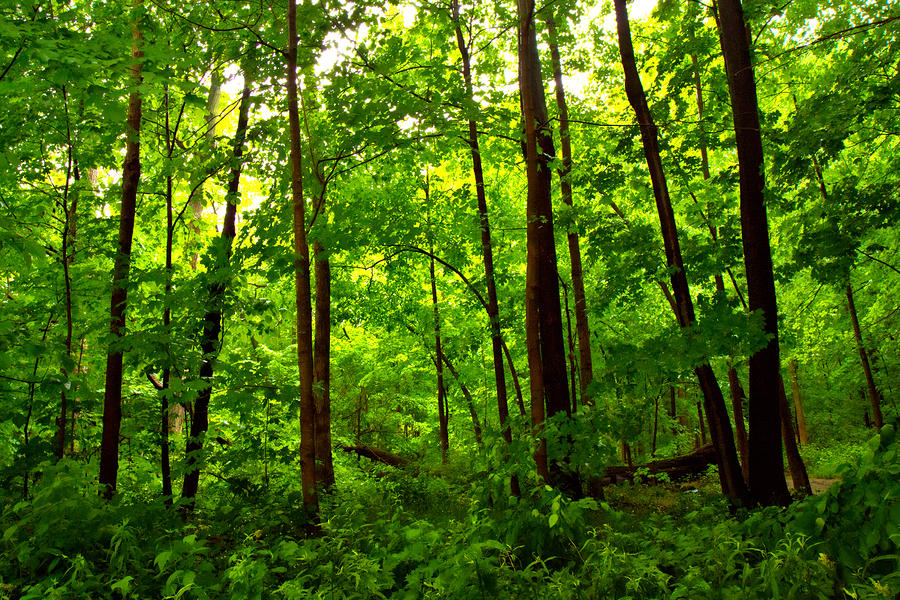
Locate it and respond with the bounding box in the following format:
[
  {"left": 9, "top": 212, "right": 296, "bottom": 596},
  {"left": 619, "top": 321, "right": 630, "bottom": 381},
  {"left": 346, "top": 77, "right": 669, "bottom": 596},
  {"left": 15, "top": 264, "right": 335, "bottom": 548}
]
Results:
[{"left": 1, "top": 0, "right": 899, "bottom": 597}]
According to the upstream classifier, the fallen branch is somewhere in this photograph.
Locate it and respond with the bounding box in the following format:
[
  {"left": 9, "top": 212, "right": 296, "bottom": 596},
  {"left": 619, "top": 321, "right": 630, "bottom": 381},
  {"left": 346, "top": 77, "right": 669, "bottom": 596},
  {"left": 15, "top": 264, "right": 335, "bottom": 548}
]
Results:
[{"left": 341, "top": 445, "right": 408, "bottom": 468}]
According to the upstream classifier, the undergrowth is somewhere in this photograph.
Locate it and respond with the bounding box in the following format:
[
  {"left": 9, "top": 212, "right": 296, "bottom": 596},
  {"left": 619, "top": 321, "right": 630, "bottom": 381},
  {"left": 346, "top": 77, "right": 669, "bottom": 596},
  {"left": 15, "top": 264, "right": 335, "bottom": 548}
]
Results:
[{"left": 1, "top": 422, "right": 898, "bottom": 599}]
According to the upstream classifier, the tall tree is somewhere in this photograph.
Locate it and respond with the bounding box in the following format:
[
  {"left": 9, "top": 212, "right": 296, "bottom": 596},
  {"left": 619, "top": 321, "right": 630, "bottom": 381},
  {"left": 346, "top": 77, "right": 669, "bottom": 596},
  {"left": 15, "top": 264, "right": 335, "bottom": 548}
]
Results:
[
  {"left": 98, "top": 2, "right": 144, "bottom": 498},
  {"left": 543, "top": 7, "right": 594, "bottom": 404},
  {"left": 613, "top": 0, "right": 747, "bottom": 503},
  {"left": 287, "top": 0, "right": 318, "bottom": 518},
  {"left": 715, "top": 0, "right": 791, "bottom": 506},
  {"left": 180, "top": 66, "right": 254, "bottom": 508},
  {"left": 450, "top": 0, "right": 517, "bottom": 493},
  {"left": 517, "top": 0, "right": 572, "bottom": 483}
]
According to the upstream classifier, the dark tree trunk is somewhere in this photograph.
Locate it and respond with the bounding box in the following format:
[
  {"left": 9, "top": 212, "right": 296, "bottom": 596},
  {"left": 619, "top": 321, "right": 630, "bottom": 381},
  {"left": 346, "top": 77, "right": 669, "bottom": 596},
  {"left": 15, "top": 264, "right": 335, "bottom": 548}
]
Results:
[
  {"left": 450, "top": 0, "right": 516, "bottom": 493},
  {"left": 429, "top": 251, "right": 449, "bottom": 463},
  {"left": 99, "top": 11, "right": 143, "bottom": 498},
  {"left": 614, "top": 0, "right": 748, "bottom": 504},
  {"left": 518, "top": 0, "right": 571, "bottom": 483},
  {"left": 287, "top": 0, "right": 318, "bottom": 519},
  {"left": 313, "top": 241, "right": 334, "bottom": 489},
  {"left": 561, "top": 278, "right": 579, "bottom": 412},
  {"left": 715, "top": 0, "right": 791, "bottom": 506},
  {"left": 180, "top": 70, "right": 253, "bottom": 509},
  {"left": 441, "top": 354, "right": 483, "bottom": 444},
  {"left": 846, "top": 284, "right": 883, "bottom": 428},
  {"left": 727, "top": 365, "right": 750, "bottom": 484},
  {"left": 544, "top": 10, "right": 594, "bottom": 403},
  {"left": 778, "top": 375, "right": 812, "bottom": 496}
]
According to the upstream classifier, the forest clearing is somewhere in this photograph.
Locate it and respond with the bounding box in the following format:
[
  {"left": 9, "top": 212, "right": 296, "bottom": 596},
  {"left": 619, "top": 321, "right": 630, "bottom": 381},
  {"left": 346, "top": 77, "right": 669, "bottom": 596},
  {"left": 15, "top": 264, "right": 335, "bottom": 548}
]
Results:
[{"left": 1, "top": 0, "right": 899, "bottom": 597}]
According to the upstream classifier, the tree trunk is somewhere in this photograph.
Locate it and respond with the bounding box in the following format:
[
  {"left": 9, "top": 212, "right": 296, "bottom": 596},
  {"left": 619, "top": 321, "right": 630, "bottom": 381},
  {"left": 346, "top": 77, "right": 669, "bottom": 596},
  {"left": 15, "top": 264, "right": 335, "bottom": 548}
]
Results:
[
  {"left": 287, "top": 0, "right": 318, "bottom": 520},
  {"left": 450, "top": 0, "right": 514, "bottom": 463},
  {"left": 99, "top": 6, "right": 143, "bottom": 498},
  {"left": 789, "top": 359, "right": 807, "bottom": 445},
  {"left": 57, "top": 87, "right": 80, "bottom": 460},
  {"left": 429, "top": 250, "right": 449, "bottom": 464},
  {"left": 313, "top": 241, "right": 334, "bottom": 489},
  {"left": 778, "top": 375, "right": 811, "bottom": 495},
  {"left": 180, "top": 68, "right": 253, "bottom": 509},
  {"left": 615, "top": 0, "right": 747, "bottom": 504},
  {"left": 715, "top": 0, "right": 791, "bottom": 506},
  {"left": 544, "top": 10, "right": 594, "bottom": 403},
  {"left": 441, "top": 354, "right": 483, "bottom": 444},
  {"left": 846, "top": 284, "right": 883, "bottom": 428},
  {"left": 561, "top": 278, "right": 579, "bottom": 412},
  {"left": 727, "top": 365, "right": 750, "bottom": 484},
  {"left": 518, "top": 0, "right": 571, "bottom": 485}
]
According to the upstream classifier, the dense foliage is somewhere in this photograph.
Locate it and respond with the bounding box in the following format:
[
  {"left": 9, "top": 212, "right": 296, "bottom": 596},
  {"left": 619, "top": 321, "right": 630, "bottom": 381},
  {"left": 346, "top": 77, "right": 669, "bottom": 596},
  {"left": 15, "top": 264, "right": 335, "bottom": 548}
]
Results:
[{"left": 1, "top": 0, "right": 898, "bottom": 596}]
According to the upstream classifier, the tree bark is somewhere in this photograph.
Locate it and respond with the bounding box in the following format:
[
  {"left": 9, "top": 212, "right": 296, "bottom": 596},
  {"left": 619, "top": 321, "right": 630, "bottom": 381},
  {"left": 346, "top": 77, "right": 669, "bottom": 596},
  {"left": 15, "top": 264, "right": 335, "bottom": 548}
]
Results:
[
  {"left": 715, "top": 0, "right": 791, "bottom": 506},
  {"left": 287, "top": 0, "right": 318, "bottom": 519},
  {"left": 180, "top": 67, "right": 253, "bottom": 509},
  {"left": 518, "top": 0, "right": 571, "bottom": 485},
  {"left": 99, "top": 5, "right": 143, "bottom": 498},
  {"left": 778, "top": 375, "right": 811, "bottom": 495},
  {"left": 544, "top": 10, "right": 594, "bottom": 403},
  {"left": 450, "top": 0, "right": 513, "bottom": 463},
  {"left": 846, "top": 284, "right": 883, "bottom": 428},
  {"left": 789, "top": 359, "right": 807, "bottom": 445},
  {"left": 614, "top": 0, "right": 747, "bottom": 504},
  {"left": 429, "top": 248, "right": 449, "bottom": 463},
  {"left": 727, "top": 365, "right": 750, "bottom": 483},
  {"left": 313, "top": 241, "right": 334, "bottom": 489},
  {"left": 441, "top": 353, "right": 483, "bottom": 444}
]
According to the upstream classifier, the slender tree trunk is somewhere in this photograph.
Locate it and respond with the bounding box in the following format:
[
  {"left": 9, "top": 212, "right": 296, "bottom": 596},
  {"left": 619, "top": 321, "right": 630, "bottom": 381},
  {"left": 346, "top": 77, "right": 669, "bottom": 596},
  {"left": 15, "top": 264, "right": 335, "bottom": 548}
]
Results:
[
  {"left": 161, "top": 173, "right": 173, "bottom": 502},
  {"left": 561, "top": 279, "right": 579, "bottom": 412},
  {"left": 651, "top": 393, "right": 659, "bottom": 457},
  {"left": 518, "top": 0, "right": 571, "bottom": 484},
  {"left": 727, "top": 365, "right": 750, "bottom": 483},
  {"left": 57, "top": 86, "right": 79, "bottom": 460},
  {"left": 615, "top": 0, "right": 747, "bottom": 504},
  {"left": 778, "top": 375, "right": 811, "bottom": 495},
  {"left": 441, "top": 354, "right": 483, "bottom": 444},
  {"left": 846, "top": 284, "right": 883, "bottom": 428},
  {"left": 180, "top": 68, "right": 253, "bottom": 508},
  {"left": 450, "top": 1, "right": 516, "bottom": 493},
  {"left": 429, "top": 251, "right": 449, "bottom": 464},
  {"left": 313, "top": 241, "right": 334, "bottom": 489},
  {"left": 697, "top": 401, "right": 707, "bottom": 445},
  {"left": 715, "top": 0, "right": 791, "bottom": 506},
  {"left": 789, "top": 360, "right": 807, "bottom": 445},
  {"left": 99, "top": 6, "right": 143, "bottom": 498},
  {"left": 286, "top": 0, "right": 318, "bottom": 519},
  {"left": 501, "top": 341, "right": 527, "bottom": 417},
  {"left": 544, "top": 10, "right": 594, "bottom": 403}
]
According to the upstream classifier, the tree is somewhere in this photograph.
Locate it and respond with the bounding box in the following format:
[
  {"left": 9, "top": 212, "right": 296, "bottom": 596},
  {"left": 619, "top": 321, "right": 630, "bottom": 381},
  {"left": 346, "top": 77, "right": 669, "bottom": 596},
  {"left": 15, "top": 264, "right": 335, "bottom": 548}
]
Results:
[
  {"left": 99, "top": 1, "right": 144, "bottom": 498},
  {"left": 715, "top": 0, "right": 791, "bottom": 506},
  {"left": 517, "top": 0, "right": 572, "bottom": 484},
  {"left": 613, "top": 0, "right": 746, "bottom": 503}
]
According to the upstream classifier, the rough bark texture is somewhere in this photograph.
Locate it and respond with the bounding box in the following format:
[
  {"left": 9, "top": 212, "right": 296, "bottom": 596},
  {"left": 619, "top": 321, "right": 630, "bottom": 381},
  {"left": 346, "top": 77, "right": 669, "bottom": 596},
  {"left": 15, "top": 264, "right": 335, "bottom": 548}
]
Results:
[
  {"left": 615, "top": 0, "right": 747, "bottom": 504},
  {"left": 544, "top": 10, "right": 594, "bottom": 403},
  {"left": 715, "top": 0, "right": 791, "bottom": 506},
  {"left": 180, "top": 72, "right": 252, "bottom": 508},
  {"left": 313, "top": 241, "right": 334, "bottom": 489},
  {"left": 287, "top": 0, "right": 318, "bottom": 517},
  {"left": 846, "top": 284, "right": 883, "bottom": 428},
  {"left": 99, "top": 8, "right": 143, "bottom": 498}
]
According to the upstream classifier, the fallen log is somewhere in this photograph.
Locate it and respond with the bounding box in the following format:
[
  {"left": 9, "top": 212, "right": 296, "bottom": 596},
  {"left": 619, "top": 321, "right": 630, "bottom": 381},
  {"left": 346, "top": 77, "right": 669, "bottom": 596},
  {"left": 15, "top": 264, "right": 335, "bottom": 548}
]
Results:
[
  {"left": 591, "top": 444, "right": 716, "bottom": 493},
  {"left": 341, "top": 445, "right": 408, "bottom": 468}
]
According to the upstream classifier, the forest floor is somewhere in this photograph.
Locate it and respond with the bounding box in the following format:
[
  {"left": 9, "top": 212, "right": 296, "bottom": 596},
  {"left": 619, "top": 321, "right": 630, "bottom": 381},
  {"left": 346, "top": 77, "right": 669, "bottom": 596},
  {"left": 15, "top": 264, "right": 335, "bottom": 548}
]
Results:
[{"left": 787, "top": 475, "right": 839, "bottom": 493}]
